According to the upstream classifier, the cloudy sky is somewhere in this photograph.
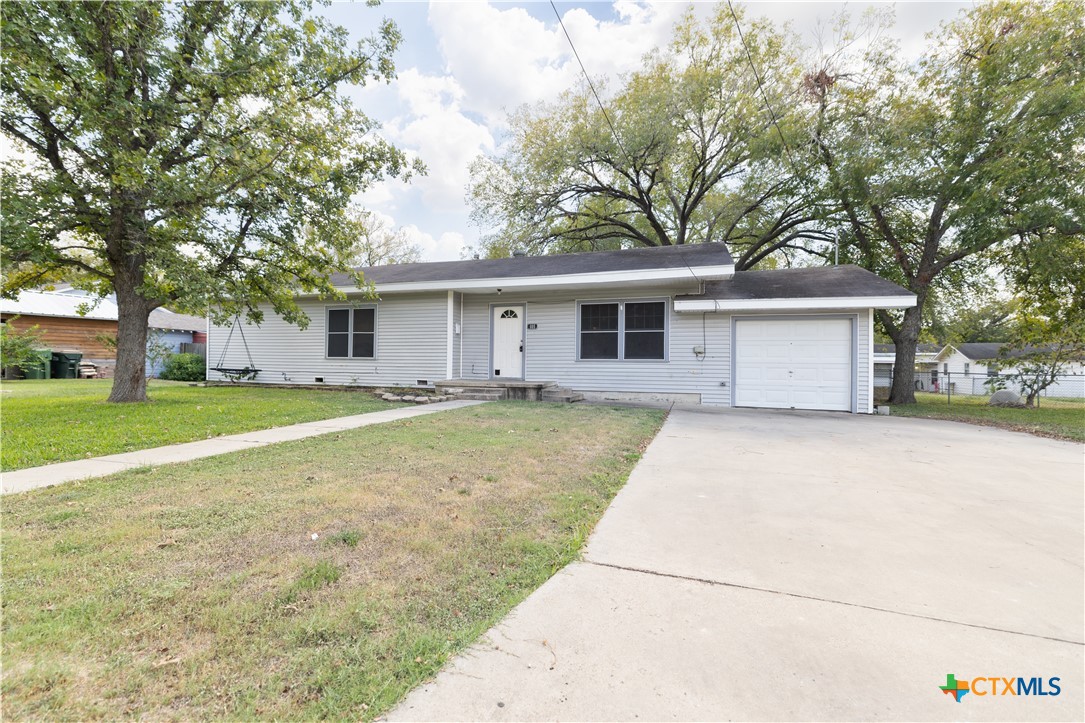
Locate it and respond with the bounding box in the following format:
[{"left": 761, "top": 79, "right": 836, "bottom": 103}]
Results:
[{"left": 322, "top": 1, "right": 973, "bottom": 261}]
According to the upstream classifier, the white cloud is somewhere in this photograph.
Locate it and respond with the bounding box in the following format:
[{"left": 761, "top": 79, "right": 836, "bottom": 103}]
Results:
[
  {"left": 427, "top": 1, "right": 688, "bottom": 127},
  {"left": 382, "top": 69, "right": 495, "bottom": 211},
  {"left": 399, "top": 224, "right": 468, "bottom": 262}
]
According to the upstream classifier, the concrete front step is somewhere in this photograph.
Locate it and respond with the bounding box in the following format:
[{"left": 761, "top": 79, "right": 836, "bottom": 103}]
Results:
[
  {"left": 456, "top": 390, "right": 508, "bottom": 401},
  {"left": 541, "top": 385, "right": 584, "bottom": 403},
  {"left": 435, "top": 380, "right": 582, "bottom": 403}
]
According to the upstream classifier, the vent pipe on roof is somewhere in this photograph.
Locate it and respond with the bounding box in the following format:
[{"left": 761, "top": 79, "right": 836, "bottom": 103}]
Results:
[{"left": 512, "top": 249, "right": 526, "bottom": 257}]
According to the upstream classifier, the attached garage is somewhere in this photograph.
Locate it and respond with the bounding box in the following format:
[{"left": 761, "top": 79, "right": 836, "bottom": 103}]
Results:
[{"left": 733, "top": 317, "right": 854, "bottom": 412}]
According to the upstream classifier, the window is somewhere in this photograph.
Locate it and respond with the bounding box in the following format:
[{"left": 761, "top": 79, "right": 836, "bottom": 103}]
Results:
[
  {"left": 964, "top": 362, "right": 970, "bottom": 376},
  {"left": 327, "top": 307, "right": 376, "bottom": 358},
  {"left": 987, "top": 366, "right": 999, "bottom": 378},
  {"left": 580, "top": 303, "right": 619, "bottom": 359},
  {"left": 578, "top": 300, "right": 666, "bottom": 361},
  {"left": 943, "top": 363, "right": 948, "bottom": 374}
]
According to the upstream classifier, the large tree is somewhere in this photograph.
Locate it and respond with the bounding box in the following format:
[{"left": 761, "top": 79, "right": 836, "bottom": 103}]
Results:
[
  {"left": 468, "top": 5, "right": 833, "bottom": 268},
  {"left": 1, "top": 0, "right": 418, "bottom": 402},
  {"left": 808, "top": 0, "right": 1084, "bottom": 403}
]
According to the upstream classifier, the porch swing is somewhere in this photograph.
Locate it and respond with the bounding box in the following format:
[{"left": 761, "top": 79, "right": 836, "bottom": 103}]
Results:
[{"left": 211, "top": 315, "right": 261, "bottom": 381}]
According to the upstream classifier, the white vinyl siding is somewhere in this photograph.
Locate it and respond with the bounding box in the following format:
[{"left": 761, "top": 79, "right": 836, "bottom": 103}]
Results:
[
  {"left": 458, "top": 285, "right": 730, "bottom": 405},
  {"left": 208, "top": 293, "right": 447, "bottom": 387},
  {"left": 208, "top": 286, "right": 876, "bottom": 412}
]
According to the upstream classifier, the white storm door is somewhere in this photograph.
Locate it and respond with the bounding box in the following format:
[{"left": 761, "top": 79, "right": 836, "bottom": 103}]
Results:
[
  {"left": 734, "top": 317, "right": 853, "bottom": 412},
  {"left": 491, "top": 305, "right": 524, "bottom": 379}
]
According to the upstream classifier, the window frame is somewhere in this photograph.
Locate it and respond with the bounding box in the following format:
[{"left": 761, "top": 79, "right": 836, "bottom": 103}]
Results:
[
  {"left": 324, "top": 304, "right": 378, "bottom": 360},
  {"left": 575, "top": 297, "right": 669, "bottom": 363}
]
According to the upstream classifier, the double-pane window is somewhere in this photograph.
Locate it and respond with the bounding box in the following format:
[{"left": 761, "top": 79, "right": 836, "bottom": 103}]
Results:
[
  {"left": 578, "top": 300, "right": 666, "bottom": 361},
  {"left": 327, "top": 307, "right": 376, "bottom": 358}
]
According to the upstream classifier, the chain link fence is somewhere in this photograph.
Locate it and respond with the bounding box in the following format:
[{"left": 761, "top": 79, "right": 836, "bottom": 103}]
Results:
[{"left": 875, "top": 368, "right": 1085, "bottom": 401}]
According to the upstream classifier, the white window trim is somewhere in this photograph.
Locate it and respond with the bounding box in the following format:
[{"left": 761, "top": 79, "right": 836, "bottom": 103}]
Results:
[
  {"left": 325, "top": 304, "right": 378, "bottom": 360},
  {"left": 575, "top": 297, "right": 670, "bottom": 363}
]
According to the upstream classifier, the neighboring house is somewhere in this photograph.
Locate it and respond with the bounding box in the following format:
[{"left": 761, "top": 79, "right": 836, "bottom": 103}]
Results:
[
  {"left": 935, "top": 343, "right": 1085, "bottom": 396},
  {"left": 873, "top": 343, "right": 942, "bottom": 390},
  {"left": 1, "top": 291, "right": 207, "bottom": 377},
  {"left": 873, "top": 341, "right": 1085, "bottom": 396},
  {"left": 208, "top": 244, "right": 916, "bottom": 413}
]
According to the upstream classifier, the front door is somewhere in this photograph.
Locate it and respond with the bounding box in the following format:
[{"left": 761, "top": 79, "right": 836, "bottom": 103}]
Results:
[{"left": 491, "top": 305, "right": 524, "bottom": 379}]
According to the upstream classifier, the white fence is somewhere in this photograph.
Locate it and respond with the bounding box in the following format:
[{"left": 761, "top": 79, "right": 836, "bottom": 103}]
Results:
[{"left": 874, "top": 369, "right": 1085, "bottom": 400}]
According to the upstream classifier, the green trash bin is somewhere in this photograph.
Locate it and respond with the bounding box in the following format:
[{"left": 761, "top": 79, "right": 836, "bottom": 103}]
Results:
[
  {"left": 20, "top": 349, "right": 52, "bottom": 379},
  {"left": 50, "top": 350, "right": 83, "bottom": 379}
]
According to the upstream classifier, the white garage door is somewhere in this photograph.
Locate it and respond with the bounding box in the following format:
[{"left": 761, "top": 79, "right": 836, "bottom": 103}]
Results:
[{"left": 734, "top": 317, "right": 853, "bottom": 412}]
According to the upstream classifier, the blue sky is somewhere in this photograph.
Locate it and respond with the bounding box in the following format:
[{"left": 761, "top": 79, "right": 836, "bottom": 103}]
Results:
[{"left": 317, "top": 1, "right": 971, "bottom": 261}]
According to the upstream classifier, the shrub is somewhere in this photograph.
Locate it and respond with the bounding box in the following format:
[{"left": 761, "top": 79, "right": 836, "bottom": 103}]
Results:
[
  {"left": 159, "top": 353, "right": 206, "bottom": 381},
  {"left": 0, "top": 318, "right": 46, "bottom": 373}
]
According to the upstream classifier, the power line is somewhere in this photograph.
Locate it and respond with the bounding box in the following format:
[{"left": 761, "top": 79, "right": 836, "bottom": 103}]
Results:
[
  {"left": 724, "top": 0, "right": 798, "bottom": 172},
  {"left": 549, "top": 0, "right": 630, "bottom": 162},
  {"left": 550, "top": 0, "right": 701, "bottom": 284}
]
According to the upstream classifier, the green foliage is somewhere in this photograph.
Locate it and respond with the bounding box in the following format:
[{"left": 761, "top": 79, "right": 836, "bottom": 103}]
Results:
[
  {"left": 811, "top": 0, "right": 1085, "bottom": 402},
  {"left": 93, "top": 332, "right": 118, "bottom": 352},
  {"left": 937, "top": 298, "right": 1019, "bottom": 345},
  {"left": 144, "top": 330, "right": 173, "bottom": 377},
  {"left": 997, "top": 311, "right": 1085, "bottom": 406},
  {"left": 325, "top": 530, "right": 362, "bottom": 548},
  {"left": 1, "top": 0, "right": 423, "bottom": 400},
  {"left": 0, "top": 318, "right": 45, "bottom": 370},
  {"left": 159, "top": 352, "right": 206, "bottom": 382},
  {"left": 468, "top": 5, "right": 830, "bottom": 268}
]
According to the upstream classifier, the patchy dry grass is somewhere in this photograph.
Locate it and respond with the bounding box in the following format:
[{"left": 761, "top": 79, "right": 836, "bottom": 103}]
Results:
[
  {"left": 1, "top": 402, "right": 664, "bottom": 720},
  {"left": 0, "top": 379, "right": 403, "bottom": 470},
  {"left": 891, "top": 392, "right": 1085, "bottom": 442}
]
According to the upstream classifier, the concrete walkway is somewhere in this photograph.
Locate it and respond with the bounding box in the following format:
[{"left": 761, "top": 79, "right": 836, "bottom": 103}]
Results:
[
  {"left": 391, "top": 407, "right": 1084, "bottom": 721},
  {"left": 1, "top": 400, "right": 484, "bottom": 495}
]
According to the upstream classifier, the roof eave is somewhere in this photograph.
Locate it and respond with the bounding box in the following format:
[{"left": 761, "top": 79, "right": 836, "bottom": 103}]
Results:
[
  {"left": 672, "top": 294, "right": 917, "bottom": 312},
  {"left": 326, "top": 264, "right": 735, "bottom": 295}
]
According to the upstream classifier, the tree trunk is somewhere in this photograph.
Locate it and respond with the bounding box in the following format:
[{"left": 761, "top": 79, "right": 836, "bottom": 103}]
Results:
[
  {"left": 108, "top": 286, "right": 154, "bottom": 403},
  {"left": 887, "top": 303, "right": 925, "bottom": 405}
]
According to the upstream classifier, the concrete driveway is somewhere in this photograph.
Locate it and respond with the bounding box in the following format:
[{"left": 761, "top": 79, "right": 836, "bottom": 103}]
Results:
[{"left": 391, "top": 408, "right": 1085, "bottom": 721}]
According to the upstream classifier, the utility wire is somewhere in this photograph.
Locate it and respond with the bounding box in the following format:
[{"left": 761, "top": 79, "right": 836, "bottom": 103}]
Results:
[
  {"left": 724, "top": 0, "right": 798, "bottom": 172},
  {"left": 549, "top": 0, "right": 630, "bottom": 162},
  {"left": 725, "top": 0, "right": 837, "bottom": 264},
  {"left": 550, "top": 0, "right": 702, "bottom": 285}
]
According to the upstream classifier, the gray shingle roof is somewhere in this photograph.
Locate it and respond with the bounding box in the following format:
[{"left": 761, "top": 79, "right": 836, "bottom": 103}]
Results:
[
  {"left": 953, "top": 342, "right": 1065, "bottom": 361},
  {"left": 678, "top": 264, "right": 911, "bottom": 301},
  {"left": 330, "top": 243, "right": 734, "bottom": 286},
  {"left": 874, "top": 343, "right": 943, "bottom": 355}
]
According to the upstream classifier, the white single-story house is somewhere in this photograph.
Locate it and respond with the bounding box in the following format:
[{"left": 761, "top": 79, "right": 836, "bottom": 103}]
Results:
[
  {"left": 873, "top": 341, "right": 1085, "bottom": 397},
  {"left": 873, "top": 343, "right": 943, "bottom": 390},
  {"left": 208, "top": 243, "right": 917, "bottom": 413},
  {"left": 934, "top": 343, "right": 1085, "bottom": 396}
]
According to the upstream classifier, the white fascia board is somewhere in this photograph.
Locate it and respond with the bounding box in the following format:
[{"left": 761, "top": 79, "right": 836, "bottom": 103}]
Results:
[
  {"left": 673, "top": 295, "right": 916, "bottom": 312},
  {"left": 332, "top": 264, "right": 735, "bottom": 294}
]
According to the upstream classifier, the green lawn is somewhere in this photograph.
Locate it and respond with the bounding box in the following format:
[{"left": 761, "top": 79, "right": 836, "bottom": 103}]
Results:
[
  {"left": 0, "top": 379, "right": 405, "bottom": 471},
  {"left": 1, "top": 402, "right": 665, "bottom": 720},
  {"left": 891, "top": 392, "right": 1085, "bottom": 442}
]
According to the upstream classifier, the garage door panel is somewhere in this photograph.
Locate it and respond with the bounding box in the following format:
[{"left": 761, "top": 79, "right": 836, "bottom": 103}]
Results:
[{"left": 734, "top": 317, "right": 853, "bottom": 412}]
